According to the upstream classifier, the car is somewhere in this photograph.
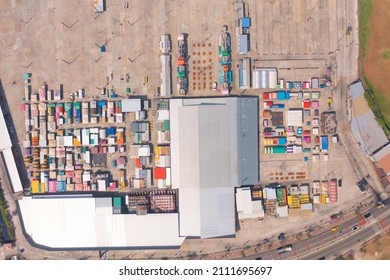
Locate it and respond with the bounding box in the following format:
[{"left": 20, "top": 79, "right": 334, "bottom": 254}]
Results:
[
  {"left": 351, "top": 225, "right": 359, "bottom": 231},
  {"left": 212, "top": 82, "right": 218, "bottom": 91},
  {"left": 318, "top": 257, "right": 325, "bottom": 260},
  {"left": 297, "top": 127, "right": 303, "bottom": 135},
  {"left": 331, "top": 226, "right": 340, "bottom": 232},
  {"left": 263, "top": 239, "right": 270, "bottom": 244},
  {"left": 338, "top": 179, "right": 342, "bottom": 187},
  {"left": 364, "top": 212, "right": 372, "bottom": 219},
  {"left": 377, "top": 202, "right": 384, "bottom": 209},
  {"left": 255, "top": 257, "right": 262, "bottom": 260},
  {"left": 263, "top": 119, "right": 269, "bottom": 127}
]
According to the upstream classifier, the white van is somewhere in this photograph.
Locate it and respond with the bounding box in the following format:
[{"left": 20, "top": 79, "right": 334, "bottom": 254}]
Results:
[{"left": 277, "top": 245, "right": 292, "bottom": 254}]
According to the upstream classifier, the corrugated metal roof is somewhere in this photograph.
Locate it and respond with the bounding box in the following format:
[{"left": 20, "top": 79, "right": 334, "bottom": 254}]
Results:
[
  {"left": 239, "top": 34, "right": 249, "bottom": 54},
  {"left": 170, "top": 97, "right": 258, "bottom": 239},
  {"left": 122, "top": 99, "right": 141, "bottom": 112},
  {"left": 350, "top": 81, "right": 365, "bottom": 99},
  {"left": 351, "top": 95, "right": 389, "bottom": 155}
]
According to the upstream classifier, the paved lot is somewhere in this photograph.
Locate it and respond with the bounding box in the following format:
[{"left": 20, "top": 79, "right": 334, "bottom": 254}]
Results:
[
  {"left": 0, "top": 0, "right": 373, "bottom": 260},
  {"left": 250, "top": 0, "right": 339, "bottom": 56}
]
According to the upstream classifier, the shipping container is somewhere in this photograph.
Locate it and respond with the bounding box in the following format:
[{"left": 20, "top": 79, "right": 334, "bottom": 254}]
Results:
[
  {"left": 264, "top": 146, "right": 286, "bottom": 154},
  {"left": 321, "top": 135, "right": 329, "bottom": 151},
  {"left": 329, "top": 179, "right": 338, "bottom": 202}
]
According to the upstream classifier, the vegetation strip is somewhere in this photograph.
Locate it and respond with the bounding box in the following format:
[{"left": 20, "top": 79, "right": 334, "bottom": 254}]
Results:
[
  {"left": 359, "top": 0, "right": 390, "bottom": 135},
  {"left": 0, "top": 185, "right": 16, "bottom": 244}
]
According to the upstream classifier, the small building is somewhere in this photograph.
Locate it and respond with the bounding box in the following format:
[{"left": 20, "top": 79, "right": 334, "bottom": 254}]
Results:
[
  {"left": 238, "top": 58, "right": 251, "bottom": 89},
  {"left": 236, "top": 187, "right": 264, "bottom": 219},
  {"left": 121, "top": 99, "right": 141, "bottom": 112},
  {"left": 287, "top": 109, "right": 303, "bottom": 126},
  {"left": 271, "top": 111, "right": 284, "bottom": 126},
  {"left": 93, "top": 0, "right": 105, "bottom": 13},
  {"left": 253, "top": 68, "right": 277, "bottom": 89},
  {"left": 238, "top": 34, "right": 249, "bottom": 54}
]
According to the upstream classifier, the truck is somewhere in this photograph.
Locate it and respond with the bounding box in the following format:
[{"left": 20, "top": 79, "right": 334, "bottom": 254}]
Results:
[
  {"left": 219, "top": 30, "right": 231, "bottom": 95},
  {"left": 177, "top": 33, "right": 188, "bottom": 95},
  {"left": 159, "top": 34, "right": 171, "bottom": 54}
]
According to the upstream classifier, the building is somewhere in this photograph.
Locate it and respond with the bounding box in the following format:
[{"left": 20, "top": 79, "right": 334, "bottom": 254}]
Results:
[
  {"left": 93, "top": 0, "right": 105, "bottom": 13},
  {"left": 160, "top": 55, "right": 172, "bottom": 96},
  {"left": 238, "top": 34, "right": 249, "bottom": 54},
  {"left": 170, "top": 97, "right": 259, "bottom": 238},
  {"left": 373, "top": 144, "right": 390, "bottom": 180},
  {"left": 0, "top": 106, "right": 23, "bottom": 193},
  {"left": 18, "top": 195, "right": 184, "bottom": 249},
  {"left": 253, "top": 68, "right": 278, "bottom": 89},
  {"left": 238, "top": 58, "right": 251, "bottom": 89},
  {"left": 350, "top": 81, "right": 389, "bottom": 155},
  {"left": 121, "top": 99, "right": 141, "bottom": 112},
  {"left": 287, "top": 109, "right": 303, "bottom": 127},
  {"left": 235, "top": 187, "right": 264, "bottom": 219}
]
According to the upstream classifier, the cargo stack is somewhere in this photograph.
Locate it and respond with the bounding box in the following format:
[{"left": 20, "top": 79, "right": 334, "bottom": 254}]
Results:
[
  {"left": 98, "top": 101, "right": 107, "bottom": 123},
  {"left": 108, "top": 101, "right": 115, "bottom": 122},
  {"left": 73, "top": 102, "right": 81, "bottom": 124},
  {"left": 82, "top": 102, "right": 89, "bottom": 123},
  {"left": 64, "top": 103, "right": 72, "bottom": 124}
]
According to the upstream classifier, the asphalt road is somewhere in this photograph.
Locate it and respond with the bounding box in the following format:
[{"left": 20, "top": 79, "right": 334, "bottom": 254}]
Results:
[{"left": 243, "top": 198, "right": 390, "bottom": 260}]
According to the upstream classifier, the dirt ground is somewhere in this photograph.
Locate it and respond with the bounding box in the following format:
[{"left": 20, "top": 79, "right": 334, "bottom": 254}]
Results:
[
  {"left": 354, "top": 230, "right": 390, "bottom": 260},
  {"left": 362, "top": 0, "right": 390, "bottom": 124}
]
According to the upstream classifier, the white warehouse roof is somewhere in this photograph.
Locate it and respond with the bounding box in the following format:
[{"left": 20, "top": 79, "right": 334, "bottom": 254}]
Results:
[
  {"left": 0, "top": 106, "right": 12, "bottom": 150},
  {"left": 253, "top": 68, "right": 277, "bottom": 89},
  {"left": 287, "top": 109, "right": 303, "bottom": 126},
  {"left": 122, "top": 98, "right": 141, "bottom": 112},
  {"left": 18, "top": 196, "right": 184, "bottom": 249},
  {"left": 2, "top": 147, "right": 23, "bottom": 193},
  {"left": 170, "top": 97, "right": 259, "bottom": 239}
]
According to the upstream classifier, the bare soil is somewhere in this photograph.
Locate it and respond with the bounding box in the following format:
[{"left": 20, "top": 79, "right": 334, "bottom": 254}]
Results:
[
  {"left": 362, "top": 0, "right": 390, "bottom": 124},
  {"left": 355, "top": 231, "right": 390, "bottom": 260}
]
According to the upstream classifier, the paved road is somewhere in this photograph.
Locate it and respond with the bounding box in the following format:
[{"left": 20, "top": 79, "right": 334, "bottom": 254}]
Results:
[{"left": 242, "top": 198, "right": 389, "bottom": 260}]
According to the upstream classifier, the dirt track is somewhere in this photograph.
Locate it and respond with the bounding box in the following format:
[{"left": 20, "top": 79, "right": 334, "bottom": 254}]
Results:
[{"left": 363, "top": 0, "right": 390, "bottom": 124}]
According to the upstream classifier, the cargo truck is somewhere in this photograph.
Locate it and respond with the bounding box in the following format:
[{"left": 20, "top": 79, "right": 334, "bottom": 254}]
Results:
[{"left": 177, "top": 33, "right": 188, "bottom": 95}]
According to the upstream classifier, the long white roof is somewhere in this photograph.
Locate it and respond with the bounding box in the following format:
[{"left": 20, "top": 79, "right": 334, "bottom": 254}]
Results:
[
  {"left": 0, "top": 106, "right": 12, "bottom": 150},
  {"left": 19, "top": 196, "right": 184, "bottom": 248},
  {"left": 2, "top": 147, "right": 23, "bottom": 193}
]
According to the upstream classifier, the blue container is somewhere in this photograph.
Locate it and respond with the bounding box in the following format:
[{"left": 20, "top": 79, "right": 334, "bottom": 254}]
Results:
[
  {"left": 277, "top": 91, "right": 285, "bottom": 100},
  {"left": 321, "top": 136, "right": 329, "bottom": 150}
]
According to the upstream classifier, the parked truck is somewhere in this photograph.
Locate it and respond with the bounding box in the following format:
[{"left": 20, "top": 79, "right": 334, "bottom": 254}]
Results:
[{"left": 177, "top": 33, "right": 188, "bottom": 95}]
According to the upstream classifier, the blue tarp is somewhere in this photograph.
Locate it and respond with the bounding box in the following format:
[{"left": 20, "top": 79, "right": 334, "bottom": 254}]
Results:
[
  {"left": 321, "top": 136, "right": 329, "bottom": 150},
  {"left": 107, "top": 127, "right": 116, "bottom": 135}
]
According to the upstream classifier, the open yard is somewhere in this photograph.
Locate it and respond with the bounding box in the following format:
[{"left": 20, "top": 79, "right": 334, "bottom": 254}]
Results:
[
  {"left": 354, "top": 230, "right": 390, "bottom": 260},
  {"left": 362, "top": 0, "right": 390, "bottom": 132}
]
